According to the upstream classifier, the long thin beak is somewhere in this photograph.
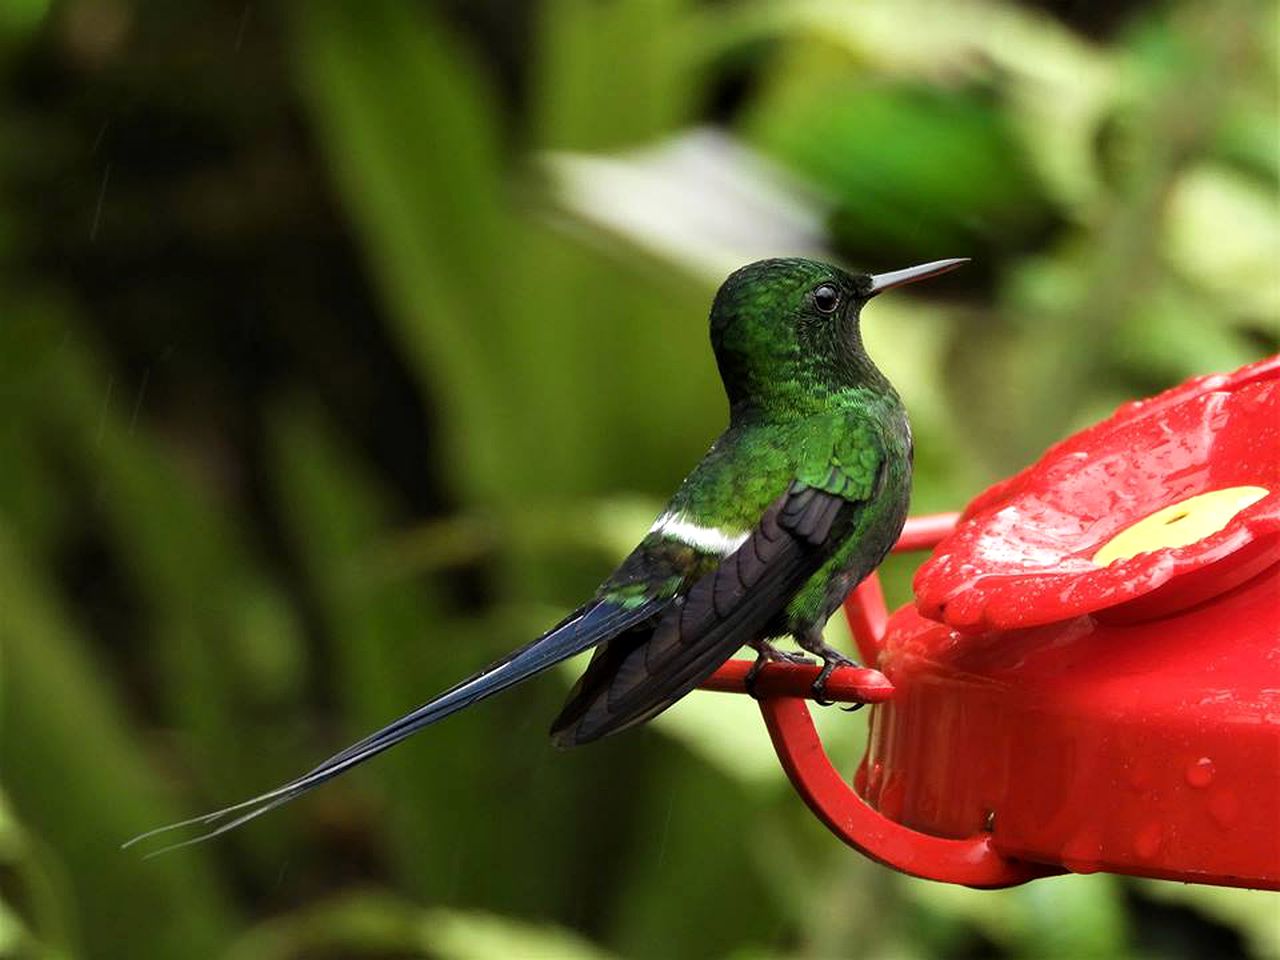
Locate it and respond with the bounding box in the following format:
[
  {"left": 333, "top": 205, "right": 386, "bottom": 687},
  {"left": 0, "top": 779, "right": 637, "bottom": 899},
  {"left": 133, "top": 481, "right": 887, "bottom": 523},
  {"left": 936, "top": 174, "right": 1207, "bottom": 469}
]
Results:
[{"left": 868, "top": 258, "right": 969, "bottom": 296}]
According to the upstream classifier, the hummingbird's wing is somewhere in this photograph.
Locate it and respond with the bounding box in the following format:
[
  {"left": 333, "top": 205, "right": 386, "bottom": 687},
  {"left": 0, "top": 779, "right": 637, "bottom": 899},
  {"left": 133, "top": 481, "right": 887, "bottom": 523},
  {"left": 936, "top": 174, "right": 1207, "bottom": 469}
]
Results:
[
  {"left": 124, "top": 597, "right": 666, "bottom": 855},
  {"left": 550, "top": 416, "right": 886, "bottom": 747}
]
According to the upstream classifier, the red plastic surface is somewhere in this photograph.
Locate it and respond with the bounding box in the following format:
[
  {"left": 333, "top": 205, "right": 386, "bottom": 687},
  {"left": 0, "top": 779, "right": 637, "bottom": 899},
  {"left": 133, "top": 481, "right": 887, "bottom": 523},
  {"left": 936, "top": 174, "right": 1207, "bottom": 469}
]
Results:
[{"left": 915, "top": 355, "right": 1280, "bottom": 634}]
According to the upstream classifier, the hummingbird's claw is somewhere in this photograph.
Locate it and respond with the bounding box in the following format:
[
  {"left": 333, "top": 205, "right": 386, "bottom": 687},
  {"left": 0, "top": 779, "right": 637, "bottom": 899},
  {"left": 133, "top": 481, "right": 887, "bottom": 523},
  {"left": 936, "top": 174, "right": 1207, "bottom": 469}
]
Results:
[
  {"left": 744, "top": 658, "right": 767, "bottom": 700},
  {"left": 809, "top": 663, "right": 862, "bottom": 707},
  {"left": 745, "top": 641, "right": 814, "bottom": 699},
  {"left": 810, "top": 664, "right": 838, "bottom": 706},
  {"left": 797, "top": 631, "right": 860, "bottom": 707}
]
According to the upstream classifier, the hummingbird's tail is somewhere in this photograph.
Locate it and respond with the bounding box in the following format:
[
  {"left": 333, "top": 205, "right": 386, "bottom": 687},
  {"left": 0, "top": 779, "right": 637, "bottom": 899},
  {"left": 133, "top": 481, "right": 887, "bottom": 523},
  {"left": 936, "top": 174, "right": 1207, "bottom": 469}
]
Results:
[{"left": 123, "top": 599, "right": 664, "bottom": 857}]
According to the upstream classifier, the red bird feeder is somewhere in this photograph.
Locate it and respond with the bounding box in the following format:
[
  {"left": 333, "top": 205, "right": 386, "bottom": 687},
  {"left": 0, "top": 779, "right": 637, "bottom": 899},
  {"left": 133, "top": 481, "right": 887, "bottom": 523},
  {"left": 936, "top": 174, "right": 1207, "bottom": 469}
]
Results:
[{"left": 702, "top": 355, "right": 1280, "bottom": 889}]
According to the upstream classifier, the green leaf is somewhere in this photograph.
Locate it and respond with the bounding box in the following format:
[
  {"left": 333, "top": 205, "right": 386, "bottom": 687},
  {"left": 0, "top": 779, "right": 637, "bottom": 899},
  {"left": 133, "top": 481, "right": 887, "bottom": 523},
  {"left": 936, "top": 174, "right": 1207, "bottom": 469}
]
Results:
[
  {"left": 0, "top": 524, "right": 236, "bottom": 958},
  {"left": 1164, "top": 166, "right": 1280, "bottom": 323}
]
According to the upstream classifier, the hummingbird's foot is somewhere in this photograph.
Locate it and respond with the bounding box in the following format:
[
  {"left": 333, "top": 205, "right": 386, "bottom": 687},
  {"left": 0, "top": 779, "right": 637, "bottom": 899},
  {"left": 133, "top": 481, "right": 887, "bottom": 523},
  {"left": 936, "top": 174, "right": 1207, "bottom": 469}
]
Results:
[
  {"left": 796, "top": 631, "right": 861, "bottom": 707},
  {"left": 744, "top": 641, "right": 814, "bottom": 699}
]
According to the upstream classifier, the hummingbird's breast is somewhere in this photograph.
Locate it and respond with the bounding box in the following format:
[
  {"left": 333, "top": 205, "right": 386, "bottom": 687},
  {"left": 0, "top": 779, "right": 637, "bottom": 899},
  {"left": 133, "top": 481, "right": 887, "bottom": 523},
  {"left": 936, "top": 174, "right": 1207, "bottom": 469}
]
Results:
[{"left": 783, "top": 398, "right": 913, "bottom": 633}]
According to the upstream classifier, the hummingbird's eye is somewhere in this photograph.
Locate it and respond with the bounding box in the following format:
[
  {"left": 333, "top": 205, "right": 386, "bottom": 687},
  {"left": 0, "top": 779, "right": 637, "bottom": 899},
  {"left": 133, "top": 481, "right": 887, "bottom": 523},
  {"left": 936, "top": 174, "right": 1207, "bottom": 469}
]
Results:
[{"left": 812, "top": 283, "right": 841, "bottom": 314}]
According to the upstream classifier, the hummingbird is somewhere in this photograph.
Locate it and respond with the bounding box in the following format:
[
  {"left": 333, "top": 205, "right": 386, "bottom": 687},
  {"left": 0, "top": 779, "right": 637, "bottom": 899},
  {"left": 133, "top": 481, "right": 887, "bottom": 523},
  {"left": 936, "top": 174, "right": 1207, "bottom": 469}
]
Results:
[{"left": 126, "top": 256, "right": 965, "bottom": 854}]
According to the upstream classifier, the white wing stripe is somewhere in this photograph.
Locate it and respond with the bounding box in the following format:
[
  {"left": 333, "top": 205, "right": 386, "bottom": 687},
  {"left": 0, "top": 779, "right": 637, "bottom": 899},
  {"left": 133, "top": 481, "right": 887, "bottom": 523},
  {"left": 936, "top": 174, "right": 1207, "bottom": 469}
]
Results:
[{"left": 649, "top": 511, "right": 749, "bottom": 556}]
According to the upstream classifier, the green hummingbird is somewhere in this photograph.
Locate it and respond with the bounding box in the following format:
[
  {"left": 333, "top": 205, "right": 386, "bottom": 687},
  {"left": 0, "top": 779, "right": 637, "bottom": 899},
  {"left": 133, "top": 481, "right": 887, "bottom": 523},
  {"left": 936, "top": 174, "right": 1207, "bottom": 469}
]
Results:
[{"left": 127, "top": 256, "right": 965, "bottom": 853}]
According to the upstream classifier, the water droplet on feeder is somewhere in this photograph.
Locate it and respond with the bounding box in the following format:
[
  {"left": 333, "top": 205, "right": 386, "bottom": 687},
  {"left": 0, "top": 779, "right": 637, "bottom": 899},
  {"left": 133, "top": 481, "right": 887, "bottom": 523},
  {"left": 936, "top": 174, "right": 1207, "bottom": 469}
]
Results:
[
  {"left": 1185, "top": 757, "right": 1215, "bottom": 788},
  {"left": 1134, "top": 822, "right": 1163, "bottom": 859},
  {"left": 1060, "top": 827, "right": 1103, "bottom": 874}
]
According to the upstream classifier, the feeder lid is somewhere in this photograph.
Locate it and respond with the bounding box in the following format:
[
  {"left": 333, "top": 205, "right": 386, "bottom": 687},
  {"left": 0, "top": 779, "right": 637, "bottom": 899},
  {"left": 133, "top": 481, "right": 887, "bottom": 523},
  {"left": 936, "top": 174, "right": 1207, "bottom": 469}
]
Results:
[{"left": 914, "top": 355, "right": 1280, "bottom": 634}]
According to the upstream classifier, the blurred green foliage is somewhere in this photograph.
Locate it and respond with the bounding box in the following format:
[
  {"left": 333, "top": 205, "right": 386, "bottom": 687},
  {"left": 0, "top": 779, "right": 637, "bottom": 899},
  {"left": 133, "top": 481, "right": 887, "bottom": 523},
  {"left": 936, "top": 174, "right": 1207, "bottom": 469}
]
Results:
[{"left": 1, "top": 1, "right": 1277, "bottom": 958}]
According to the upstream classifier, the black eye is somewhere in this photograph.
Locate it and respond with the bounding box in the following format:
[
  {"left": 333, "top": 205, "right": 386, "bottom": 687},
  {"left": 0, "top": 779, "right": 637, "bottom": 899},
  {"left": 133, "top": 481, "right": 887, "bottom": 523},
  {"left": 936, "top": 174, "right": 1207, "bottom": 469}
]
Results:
[{"left": 812, "top": 283, "right": 841, "bottom": 314}]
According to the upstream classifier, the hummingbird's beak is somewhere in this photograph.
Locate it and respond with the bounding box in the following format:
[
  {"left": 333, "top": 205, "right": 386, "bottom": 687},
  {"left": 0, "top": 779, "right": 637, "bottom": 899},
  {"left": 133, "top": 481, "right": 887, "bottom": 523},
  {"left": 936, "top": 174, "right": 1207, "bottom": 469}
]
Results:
[{"left": 867, "top": 258, "right": 969, "bottom": 297}]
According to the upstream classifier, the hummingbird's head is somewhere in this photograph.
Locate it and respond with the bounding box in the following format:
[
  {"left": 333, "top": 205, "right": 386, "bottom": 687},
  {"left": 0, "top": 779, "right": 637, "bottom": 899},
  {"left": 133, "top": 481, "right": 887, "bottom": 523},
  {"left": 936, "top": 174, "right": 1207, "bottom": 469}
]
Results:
[{"left": 708, "top": 257, "right": 966, "bottom": 417}]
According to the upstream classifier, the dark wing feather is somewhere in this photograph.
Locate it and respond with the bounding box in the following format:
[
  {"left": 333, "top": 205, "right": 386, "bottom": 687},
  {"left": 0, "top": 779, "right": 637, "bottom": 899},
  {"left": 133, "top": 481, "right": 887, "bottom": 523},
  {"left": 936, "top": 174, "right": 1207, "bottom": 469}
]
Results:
[
  {"left": 125, "top": 598, "right": 665, "bottom": 855},
  {"left": 549, "top": 482, "right": 862, "bottom": 747}
]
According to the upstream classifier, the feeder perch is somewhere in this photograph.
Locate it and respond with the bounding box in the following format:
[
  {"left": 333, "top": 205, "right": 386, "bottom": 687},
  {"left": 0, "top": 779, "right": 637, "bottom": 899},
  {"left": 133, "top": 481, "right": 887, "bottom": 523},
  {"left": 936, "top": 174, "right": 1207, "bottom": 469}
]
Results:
[{"left": 701, "top": 355, "right": 1280, "bottom": 890}]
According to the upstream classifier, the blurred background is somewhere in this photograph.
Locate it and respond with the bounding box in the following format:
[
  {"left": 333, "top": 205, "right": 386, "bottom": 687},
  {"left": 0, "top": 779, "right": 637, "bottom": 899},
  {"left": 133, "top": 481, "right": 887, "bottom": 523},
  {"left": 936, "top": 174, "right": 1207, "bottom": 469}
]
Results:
[{"left": 1, "top": 0, "right": 1277, "bottom": 957}]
